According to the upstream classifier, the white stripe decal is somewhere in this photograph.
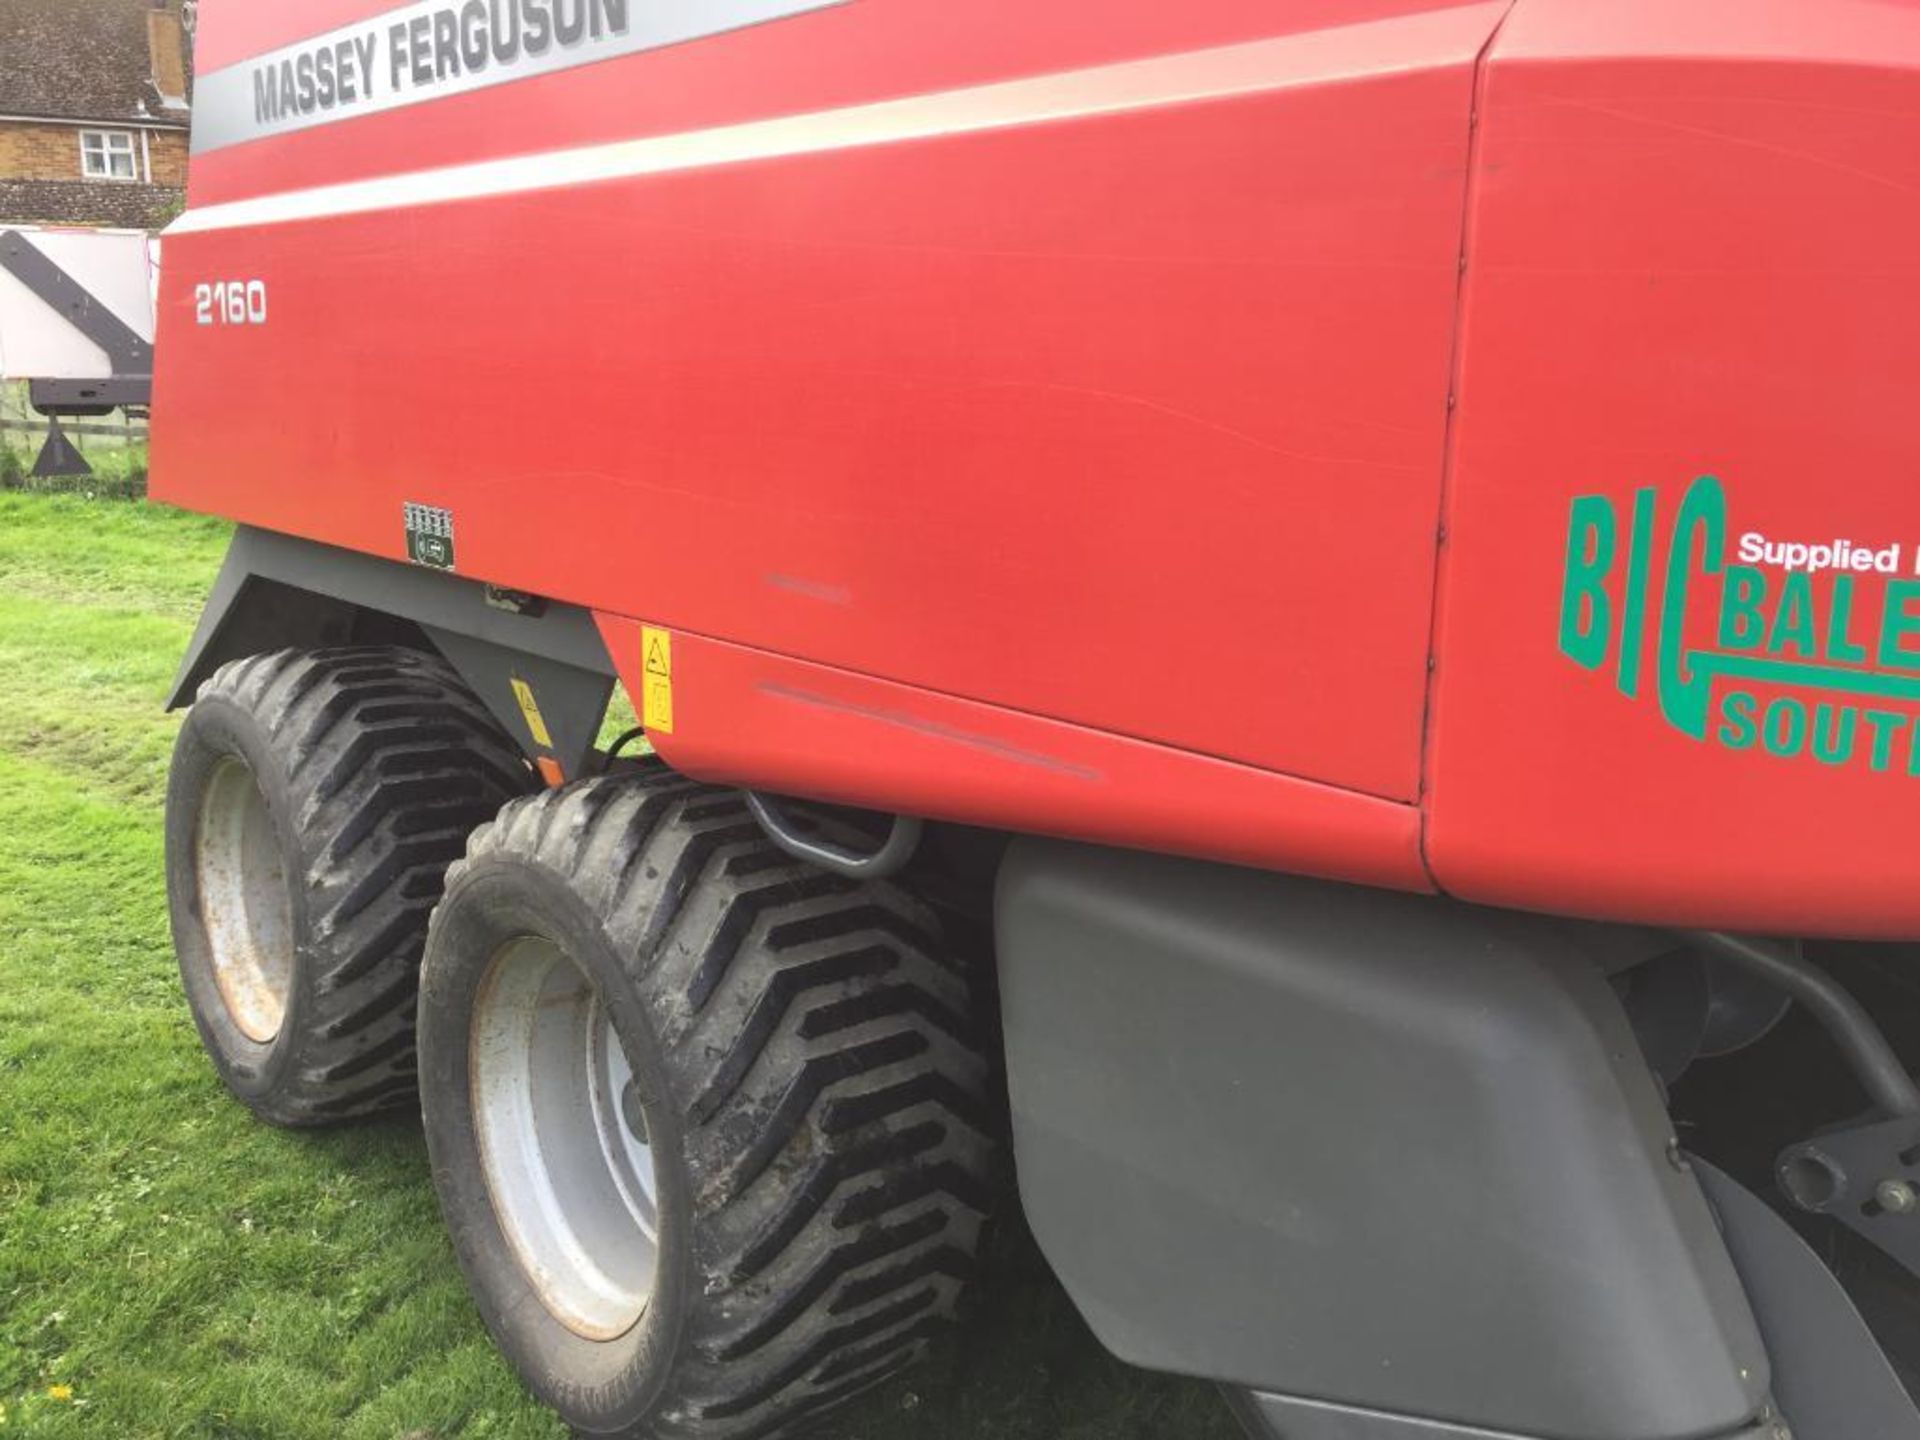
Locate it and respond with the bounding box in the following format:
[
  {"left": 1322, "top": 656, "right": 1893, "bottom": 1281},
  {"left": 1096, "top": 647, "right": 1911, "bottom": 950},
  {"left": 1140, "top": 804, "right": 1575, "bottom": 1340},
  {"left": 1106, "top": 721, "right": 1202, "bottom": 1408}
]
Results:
[
  {"left": 191, "top": 0, "right": 847, "bottom": 155},
  {"left": 170, "top": 9, "right": 1477, "bottom": 237}
]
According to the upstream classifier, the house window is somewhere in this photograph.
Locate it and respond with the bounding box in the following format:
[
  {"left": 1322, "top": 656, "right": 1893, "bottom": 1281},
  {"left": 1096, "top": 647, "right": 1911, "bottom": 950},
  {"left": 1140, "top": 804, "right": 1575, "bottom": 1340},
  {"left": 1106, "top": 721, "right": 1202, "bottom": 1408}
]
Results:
[{"left": 79, "top": 130, "right": 139, "bottom": 181}]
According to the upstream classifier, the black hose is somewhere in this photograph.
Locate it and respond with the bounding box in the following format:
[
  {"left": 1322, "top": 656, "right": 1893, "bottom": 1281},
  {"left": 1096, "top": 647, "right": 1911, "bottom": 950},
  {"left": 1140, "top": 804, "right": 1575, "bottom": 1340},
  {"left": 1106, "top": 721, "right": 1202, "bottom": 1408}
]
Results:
[{"left": 603, "top": 727, "right": 648, "bottom": 764}]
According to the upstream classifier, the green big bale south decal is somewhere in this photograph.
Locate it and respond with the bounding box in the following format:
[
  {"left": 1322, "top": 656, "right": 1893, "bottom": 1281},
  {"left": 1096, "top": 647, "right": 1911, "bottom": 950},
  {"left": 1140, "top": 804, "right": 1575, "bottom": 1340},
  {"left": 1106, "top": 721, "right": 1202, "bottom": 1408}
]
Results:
[{"left": 1558, "top": 474, "right": 1920, "bottom": 773}]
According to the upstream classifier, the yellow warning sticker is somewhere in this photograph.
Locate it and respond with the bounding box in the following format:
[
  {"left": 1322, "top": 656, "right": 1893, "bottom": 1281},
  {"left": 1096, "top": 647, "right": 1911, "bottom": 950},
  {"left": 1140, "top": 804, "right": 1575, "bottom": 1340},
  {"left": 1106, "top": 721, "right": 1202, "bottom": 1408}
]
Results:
[
  {"left": 640, "top": 626, "right": 674, "bottom": 735},
  {"left": 509, "top": 677, "right": 554, "bottom": 749}
]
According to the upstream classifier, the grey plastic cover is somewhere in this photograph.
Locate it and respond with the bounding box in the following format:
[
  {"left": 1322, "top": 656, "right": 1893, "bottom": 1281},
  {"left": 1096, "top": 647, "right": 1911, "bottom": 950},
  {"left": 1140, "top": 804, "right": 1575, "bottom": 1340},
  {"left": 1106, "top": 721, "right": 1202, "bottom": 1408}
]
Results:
[{"left": 995, "top": 841, "right": 1769, "bottom": 1440}]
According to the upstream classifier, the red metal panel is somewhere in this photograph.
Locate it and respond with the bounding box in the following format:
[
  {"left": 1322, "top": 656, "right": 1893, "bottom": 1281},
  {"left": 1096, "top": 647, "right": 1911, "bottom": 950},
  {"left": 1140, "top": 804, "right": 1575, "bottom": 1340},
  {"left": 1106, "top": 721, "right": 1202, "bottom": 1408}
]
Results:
[
  {"left": 1426, "top": 0, "right": 1920, "bottom": 935},
  {"left": 597, "top": 615, "right": 1432, "bottom": 891},
  {"left": 195, "top": 0, "right": 399, "bottom": 70},
  {"left": 157, "top": 3, "right": 1502, "bottom": 817}
]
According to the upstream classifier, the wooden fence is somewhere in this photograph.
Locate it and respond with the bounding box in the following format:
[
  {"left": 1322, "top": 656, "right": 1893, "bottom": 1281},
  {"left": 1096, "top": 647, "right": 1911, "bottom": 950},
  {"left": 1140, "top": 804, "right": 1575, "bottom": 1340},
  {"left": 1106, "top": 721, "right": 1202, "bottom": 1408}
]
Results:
[{"left": 0, "top": 380, "right": 148, "bottom": 451}]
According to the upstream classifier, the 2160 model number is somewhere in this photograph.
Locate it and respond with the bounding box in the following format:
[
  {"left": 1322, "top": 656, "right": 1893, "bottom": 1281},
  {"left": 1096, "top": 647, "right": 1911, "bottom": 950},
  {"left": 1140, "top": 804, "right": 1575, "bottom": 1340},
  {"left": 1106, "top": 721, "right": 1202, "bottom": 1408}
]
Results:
[{"left": 195, "top": 280, "right": 268, "bottom": 326}]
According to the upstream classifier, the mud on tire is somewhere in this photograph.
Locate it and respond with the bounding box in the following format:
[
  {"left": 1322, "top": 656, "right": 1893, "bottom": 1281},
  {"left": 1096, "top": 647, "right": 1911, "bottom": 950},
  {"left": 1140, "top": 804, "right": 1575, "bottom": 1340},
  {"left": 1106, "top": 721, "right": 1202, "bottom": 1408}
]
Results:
[
  {"left": 418, "top": 763, "right": 998, "bottom": 1438},
  {"left": 165, "top": 646, "right": 531, "bottom": 1126}
]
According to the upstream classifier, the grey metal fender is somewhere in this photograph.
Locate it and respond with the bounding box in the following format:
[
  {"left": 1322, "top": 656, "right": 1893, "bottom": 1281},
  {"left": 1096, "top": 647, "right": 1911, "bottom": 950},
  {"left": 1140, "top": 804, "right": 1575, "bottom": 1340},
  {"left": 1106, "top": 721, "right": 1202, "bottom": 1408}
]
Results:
[
  {"left": 1691, "top": 1157, "right": 1920, "bottom": 1438},
  {"left": 169, "top": 526, "right": 616, "bottom": 778},
  {"left": 995, "top": 840, "right": 1770, "bottom": 1440}
]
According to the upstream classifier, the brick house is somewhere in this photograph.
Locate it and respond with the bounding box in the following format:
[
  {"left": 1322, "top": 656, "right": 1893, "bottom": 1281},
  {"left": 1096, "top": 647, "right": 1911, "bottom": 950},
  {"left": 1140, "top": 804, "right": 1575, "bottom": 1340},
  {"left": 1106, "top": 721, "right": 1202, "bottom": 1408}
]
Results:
[{"left": 0, "top": 0, "right": 192, "bottom": 232}]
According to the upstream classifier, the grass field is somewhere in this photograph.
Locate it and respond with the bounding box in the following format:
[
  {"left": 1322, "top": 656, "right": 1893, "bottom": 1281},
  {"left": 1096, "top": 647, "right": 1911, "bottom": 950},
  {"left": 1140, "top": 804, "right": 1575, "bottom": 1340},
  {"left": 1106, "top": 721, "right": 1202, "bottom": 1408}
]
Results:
[{"left": 0, "top": 493, "right": 1239, "bottom": 1439}]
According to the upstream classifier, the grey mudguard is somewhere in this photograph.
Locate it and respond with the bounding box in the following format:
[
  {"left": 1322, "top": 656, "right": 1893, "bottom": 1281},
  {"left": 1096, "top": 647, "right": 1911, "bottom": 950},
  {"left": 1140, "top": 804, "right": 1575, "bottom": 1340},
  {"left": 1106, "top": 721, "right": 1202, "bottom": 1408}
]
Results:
[
  {"left": 1691, "top": 1158, "right": 1920, "bottom": 1437},
  {"left": 994, "top": 841, "right": 1770, "bottom": 1440},
  {"left": 169, "top": 526, "right": 616, "bottom": 778},
  {"left": 1226, "top": 1392, "right": 1775, "bottom": 1440}
]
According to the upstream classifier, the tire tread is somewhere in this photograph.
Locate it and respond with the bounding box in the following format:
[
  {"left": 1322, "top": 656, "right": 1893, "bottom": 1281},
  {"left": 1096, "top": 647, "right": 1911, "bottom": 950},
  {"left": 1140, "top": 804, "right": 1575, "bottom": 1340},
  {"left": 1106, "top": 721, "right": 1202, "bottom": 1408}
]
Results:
[
  {"left": 194, "top": 646, "right": 528, "bottom": 1123},
  {"left": 443, "top": 764, "right": 995, "bottom": 1438}
]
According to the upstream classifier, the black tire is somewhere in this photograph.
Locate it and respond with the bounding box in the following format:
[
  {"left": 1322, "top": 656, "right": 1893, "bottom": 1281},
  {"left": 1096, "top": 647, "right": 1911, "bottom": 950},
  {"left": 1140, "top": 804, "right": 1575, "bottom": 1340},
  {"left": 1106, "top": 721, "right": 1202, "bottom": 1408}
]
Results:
[
  {"left": 165, "top": 646, "right": 530, "bottom": 1126},
  {"left": 419, "top": 765, "right": 997, "bottom": 1438}
]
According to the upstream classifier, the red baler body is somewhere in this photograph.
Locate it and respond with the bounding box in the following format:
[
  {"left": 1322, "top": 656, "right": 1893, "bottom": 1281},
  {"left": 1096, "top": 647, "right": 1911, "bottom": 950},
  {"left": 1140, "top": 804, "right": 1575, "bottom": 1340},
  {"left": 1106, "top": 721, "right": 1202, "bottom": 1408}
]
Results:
[{"left": 154, "top": 0, "right": 1920, "bottom": 934}]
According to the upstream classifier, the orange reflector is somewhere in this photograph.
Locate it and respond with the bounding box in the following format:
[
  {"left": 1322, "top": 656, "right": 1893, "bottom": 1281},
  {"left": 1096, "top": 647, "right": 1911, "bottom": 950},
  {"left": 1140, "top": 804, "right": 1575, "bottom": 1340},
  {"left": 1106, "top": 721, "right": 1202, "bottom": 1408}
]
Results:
[{"left": 535, "top": 756, "right": 566, "bottom": 788}]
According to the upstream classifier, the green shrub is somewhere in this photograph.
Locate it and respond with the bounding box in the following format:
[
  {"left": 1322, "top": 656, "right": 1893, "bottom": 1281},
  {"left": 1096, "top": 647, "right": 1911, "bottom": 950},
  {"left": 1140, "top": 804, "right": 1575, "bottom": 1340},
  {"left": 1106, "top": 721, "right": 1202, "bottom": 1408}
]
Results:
[{"left": 0, "top": 438, "right": 24, "bottom": 489}]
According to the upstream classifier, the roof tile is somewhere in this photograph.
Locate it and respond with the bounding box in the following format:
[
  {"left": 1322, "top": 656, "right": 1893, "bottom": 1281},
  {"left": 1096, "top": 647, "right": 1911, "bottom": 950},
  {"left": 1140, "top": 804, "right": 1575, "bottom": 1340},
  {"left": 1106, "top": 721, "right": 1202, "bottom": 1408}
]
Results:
[{"left": 0, "top": 0, "right": 190, "bottom": 125}]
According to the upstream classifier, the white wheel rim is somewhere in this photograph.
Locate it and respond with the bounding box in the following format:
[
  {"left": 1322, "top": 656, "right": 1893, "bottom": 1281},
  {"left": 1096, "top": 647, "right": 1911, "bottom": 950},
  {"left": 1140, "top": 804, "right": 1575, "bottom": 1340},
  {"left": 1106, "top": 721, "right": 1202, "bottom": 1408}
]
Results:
[
  {"left": 471, "top": 937, "right": 660, "bottom": 1340},
  {"left": 195, "top": 756, "right": 295, "bottom": 1044}
]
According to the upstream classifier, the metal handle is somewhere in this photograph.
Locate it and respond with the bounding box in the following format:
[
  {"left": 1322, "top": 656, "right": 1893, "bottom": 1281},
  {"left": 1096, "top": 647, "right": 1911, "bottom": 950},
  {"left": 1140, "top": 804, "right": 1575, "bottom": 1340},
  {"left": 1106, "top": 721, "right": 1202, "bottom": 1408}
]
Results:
[
  {"left": 1684, "top": 930, "right": 1920, "bottom": 1119},
  {"left": 744, "top": 791, "right": 923, "bottom": 881}
]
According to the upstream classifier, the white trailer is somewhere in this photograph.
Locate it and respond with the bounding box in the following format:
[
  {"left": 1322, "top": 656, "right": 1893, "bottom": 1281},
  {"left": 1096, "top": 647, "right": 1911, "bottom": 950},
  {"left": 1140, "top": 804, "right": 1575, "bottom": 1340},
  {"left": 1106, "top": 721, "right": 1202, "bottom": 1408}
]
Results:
[{"left": 0, "top": 225, "right": 157, "bottom": 474}]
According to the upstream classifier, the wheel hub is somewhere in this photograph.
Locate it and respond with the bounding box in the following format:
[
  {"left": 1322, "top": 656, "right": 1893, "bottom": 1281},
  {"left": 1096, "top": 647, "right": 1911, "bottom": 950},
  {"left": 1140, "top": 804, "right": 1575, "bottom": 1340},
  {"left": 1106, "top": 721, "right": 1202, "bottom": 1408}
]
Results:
[
  {"left": 470, "top": 937, "right": 659, "bottom": 1340},
  {"left": 195, "top": 756, "right": 295, "bottom": 1045}
]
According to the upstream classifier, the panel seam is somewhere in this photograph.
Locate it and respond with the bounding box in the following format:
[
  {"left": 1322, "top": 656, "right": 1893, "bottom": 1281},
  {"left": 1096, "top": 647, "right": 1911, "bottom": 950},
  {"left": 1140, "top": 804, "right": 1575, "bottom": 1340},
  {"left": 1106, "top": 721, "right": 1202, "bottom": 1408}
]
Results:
[{"left": 1414, "top": 0, "right": 1517, "bottom": 893}]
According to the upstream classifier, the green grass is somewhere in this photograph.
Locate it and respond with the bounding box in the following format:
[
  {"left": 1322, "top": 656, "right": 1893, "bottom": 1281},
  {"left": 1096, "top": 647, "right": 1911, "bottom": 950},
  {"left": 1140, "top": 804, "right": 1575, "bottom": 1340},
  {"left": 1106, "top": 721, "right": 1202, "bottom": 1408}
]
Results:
[{"left": 0, "top": 493, "right": 1237, "bottom": 1439}]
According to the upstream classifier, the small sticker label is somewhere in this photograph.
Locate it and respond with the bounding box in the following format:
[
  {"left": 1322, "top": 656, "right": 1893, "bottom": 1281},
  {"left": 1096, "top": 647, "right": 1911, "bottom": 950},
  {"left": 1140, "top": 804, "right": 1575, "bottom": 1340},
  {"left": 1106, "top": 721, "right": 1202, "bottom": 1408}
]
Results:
[
  {"left": 641, "top": 625, "right": 674, "bottom": 735},
  {"left": 404, "top": 502, "right": 455, "bottom": 570},
  {"left": 509, "top": 677, "right": 554, "bottom": 750}
]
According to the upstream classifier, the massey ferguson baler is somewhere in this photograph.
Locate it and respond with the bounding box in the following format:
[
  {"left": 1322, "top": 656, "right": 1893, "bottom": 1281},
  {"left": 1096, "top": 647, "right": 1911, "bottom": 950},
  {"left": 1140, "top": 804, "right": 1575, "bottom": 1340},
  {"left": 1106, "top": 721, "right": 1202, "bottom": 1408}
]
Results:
[{"left": 145, "top": 2, "right": 1920, "bottom": 1436}]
